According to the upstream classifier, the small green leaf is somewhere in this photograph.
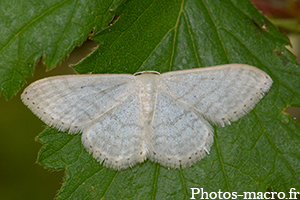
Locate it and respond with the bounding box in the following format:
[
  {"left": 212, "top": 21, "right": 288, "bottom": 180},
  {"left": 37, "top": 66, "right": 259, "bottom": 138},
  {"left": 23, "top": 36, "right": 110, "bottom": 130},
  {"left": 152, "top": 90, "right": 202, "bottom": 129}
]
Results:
[
  {"left": 0, "top": 0, "right": 122, "bottom": 99},
  {"left": 13, "top": 0, "right": 300, "bottom": 199}
]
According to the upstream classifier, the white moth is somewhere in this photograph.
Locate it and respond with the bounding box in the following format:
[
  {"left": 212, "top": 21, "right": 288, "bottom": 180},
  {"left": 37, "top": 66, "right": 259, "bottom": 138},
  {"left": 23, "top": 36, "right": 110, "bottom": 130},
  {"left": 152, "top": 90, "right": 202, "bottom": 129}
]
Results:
[{"left": 21, "top": 64, "right": 273, "bottom": 170}]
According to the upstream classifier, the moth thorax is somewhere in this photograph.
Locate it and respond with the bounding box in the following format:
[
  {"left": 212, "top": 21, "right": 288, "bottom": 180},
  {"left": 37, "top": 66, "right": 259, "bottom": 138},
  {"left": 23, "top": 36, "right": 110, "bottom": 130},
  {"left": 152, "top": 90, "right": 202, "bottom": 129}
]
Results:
[{"left": 136, "top": 74, "right": 157, "bottom": 125}]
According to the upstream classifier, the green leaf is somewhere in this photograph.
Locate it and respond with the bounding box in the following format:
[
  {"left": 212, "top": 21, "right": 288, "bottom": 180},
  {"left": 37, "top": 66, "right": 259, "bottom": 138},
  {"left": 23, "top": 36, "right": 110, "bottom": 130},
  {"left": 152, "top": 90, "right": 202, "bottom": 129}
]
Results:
[
  {"left": 0, "top": 0, "right": 122, "bottom": 99},
  {"left": 21, "top": 0, "right": 300, "bottom": 199}
]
